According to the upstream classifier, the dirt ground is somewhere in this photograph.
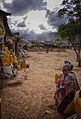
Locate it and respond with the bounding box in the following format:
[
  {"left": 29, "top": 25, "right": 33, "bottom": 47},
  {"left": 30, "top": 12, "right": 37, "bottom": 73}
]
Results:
[{"left": 0, "top": 49, "right": 81, "bottom": 119}]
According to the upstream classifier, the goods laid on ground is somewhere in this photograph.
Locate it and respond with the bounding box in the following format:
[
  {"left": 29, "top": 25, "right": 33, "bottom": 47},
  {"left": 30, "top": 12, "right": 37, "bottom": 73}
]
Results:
[
  {"left": 17, "top": 63, "right": 21, "bottom": 70},
  {"left": 2, "top": 51, "right": 10, "bottom": 66},
  {"left": 74, "top": 91, "right": 81, "bottom": 119},
  {"left": 12, "top": 68, "right": 17, "bottom": 76},
  {"left": 21, "top": 59, "right": 27, "bottom": 68},
  {"left": 0, "top": 45, "right": 29, "bottom": 79},
  {"left": 0, "top": 46, "right": 18, "bottom": 79},
  {"left": 11, "top": 52, "right": 18, "bottom": 65},
  {"left": 17, "top": 59, "right": 29, "bottom": 70},
  {"left": 3, "top": 65, "right": 13, "bottom": 76}
]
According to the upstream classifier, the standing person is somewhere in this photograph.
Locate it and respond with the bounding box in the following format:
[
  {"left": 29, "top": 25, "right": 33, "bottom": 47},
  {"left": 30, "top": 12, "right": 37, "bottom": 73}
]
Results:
[{"left": 54, "top": 61, "right": 80, "bottom": 113}]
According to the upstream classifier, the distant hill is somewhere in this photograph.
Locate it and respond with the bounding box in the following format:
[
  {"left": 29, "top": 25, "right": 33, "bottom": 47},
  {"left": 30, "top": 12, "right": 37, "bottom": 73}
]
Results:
[{"left": 21, "top": 32, "right": 58, "bottom": 41}]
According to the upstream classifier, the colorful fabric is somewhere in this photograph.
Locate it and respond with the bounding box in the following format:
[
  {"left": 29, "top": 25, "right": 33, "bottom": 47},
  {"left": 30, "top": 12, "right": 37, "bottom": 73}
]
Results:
[{"left": 54, "top": 72, "right": 80, "bottom": 111}]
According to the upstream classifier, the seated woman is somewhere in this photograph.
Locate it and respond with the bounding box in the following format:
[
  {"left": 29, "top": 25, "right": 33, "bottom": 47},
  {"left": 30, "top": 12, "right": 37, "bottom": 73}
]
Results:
[{"left": 54, "top": 61, "right": 80, "bottom": 113}]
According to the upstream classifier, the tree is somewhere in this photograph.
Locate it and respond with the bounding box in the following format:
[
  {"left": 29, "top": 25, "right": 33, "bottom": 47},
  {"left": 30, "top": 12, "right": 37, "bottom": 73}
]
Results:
[{"left": 58, "top": 0, "right": 81, "bottom": 67}]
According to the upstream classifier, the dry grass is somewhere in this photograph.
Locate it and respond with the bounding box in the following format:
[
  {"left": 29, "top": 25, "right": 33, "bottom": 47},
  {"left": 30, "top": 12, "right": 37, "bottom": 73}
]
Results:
[{"left": 0, "top": 49, "right": 81, "bottom": 119}]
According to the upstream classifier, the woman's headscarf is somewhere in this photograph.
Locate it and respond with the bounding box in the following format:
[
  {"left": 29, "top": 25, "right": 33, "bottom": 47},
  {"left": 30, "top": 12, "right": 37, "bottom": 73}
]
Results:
[{"left": 62, "top": 60, "right": 73, "bottom": 73}]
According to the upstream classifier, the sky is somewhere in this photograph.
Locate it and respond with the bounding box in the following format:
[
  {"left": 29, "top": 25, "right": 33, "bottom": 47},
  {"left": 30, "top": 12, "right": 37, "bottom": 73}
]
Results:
[{"left": 0, "top": 0, "right": 66, "bottom": 40}]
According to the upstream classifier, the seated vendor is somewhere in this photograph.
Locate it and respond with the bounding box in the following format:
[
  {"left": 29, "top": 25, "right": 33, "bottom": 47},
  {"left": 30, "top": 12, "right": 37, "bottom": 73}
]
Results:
[{"left": 54, "top": 61, "right": 80, "bottom": 113}]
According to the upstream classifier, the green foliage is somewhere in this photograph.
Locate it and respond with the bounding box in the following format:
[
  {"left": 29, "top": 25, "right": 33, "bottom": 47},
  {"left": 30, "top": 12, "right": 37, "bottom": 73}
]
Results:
[
  {"left": 58, "top": 0, "right": 81, "bottom": 67},
  {"left": 58, "top": 24, "right": 67, "bottom": 38},
  {"left": 58, "top": 0, "right": 81, "bottom": 40},
  {"left": 59, "top": 0, "right": 81, "bottom": 20},
  {"left": 58, "top": 20, "right": 81, "bottom": 39}
]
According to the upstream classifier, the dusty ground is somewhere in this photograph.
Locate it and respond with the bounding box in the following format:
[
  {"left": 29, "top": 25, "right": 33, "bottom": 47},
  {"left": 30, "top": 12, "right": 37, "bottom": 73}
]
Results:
[{"left": 0, "top": 49, "right": 81, "bottom": 119}]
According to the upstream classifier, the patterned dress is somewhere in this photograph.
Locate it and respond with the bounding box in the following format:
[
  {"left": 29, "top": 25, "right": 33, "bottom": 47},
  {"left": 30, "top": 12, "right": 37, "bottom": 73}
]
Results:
[{"left": 54, "top": 72, "right": 80, "bottom": 112}]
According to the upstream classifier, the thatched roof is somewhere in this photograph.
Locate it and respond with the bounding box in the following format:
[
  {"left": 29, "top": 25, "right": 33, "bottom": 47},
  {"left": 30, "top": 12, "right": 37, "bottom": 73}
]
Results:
[
  {"left": 0, "top": 9, "right": 12, "bottom": 36},
  {"left": 0, "top": 10, "right": 11, "bottom": 16}
]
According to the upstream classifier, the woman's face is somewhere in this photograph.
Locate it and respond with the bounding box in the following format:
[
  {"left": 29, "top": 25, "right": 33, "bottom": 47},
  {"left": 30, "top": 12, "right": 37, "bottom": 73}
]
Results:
[{"left": 62, "top": 65, "right": 70, "bottom": 74}]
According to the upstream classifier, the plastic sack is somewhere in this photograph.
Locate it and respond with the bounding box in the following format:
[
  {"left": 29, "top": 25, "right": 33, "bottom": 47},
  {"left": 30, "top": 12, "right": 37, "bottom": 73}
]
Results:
[
  {"left": 74, "top": 96, "right": 81, "bottom": 119},
  {"left": 4, "top": 47, "right": 8, "bottom": 52},
  {"left": 2, "top": 52, "right": 10, "bottom": 66},
  {"left": 12, "top": 53, "right": 18, "bottom": 64},
  {"left": 21, "top": 59, "right": 26, "bottom": 68},
  {"left": 2, "top": 66, "right": 13, "bottom": 76},
  {"left": 17, "top": 64, "right": 21, "bottom": 70},
  {"left": 10, "top": 54, "right": 13, "bottom": 63},
  {"left": 64, "top": 99, "right": 75, "bottom": 115},
  {"left": 13, "top": 56, "right": 17, "bottom": 64}
]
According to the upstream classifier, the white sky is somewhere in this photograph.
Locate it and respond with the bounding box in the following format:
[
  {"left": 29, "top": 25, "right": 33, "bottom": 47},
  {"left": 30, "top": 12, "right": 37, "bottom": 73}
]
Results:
[
  {"left": 3, "top": 0, "right": 62, "bottom": 34},
  {"left": 45, "top": 0, "right": 62, "bottom": 11},
  {"left": 25, "top": 10, "right": 53, "bottom": 34},
  {"left": 5, "top": 0, "right": 13, "bottom": 4}
]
